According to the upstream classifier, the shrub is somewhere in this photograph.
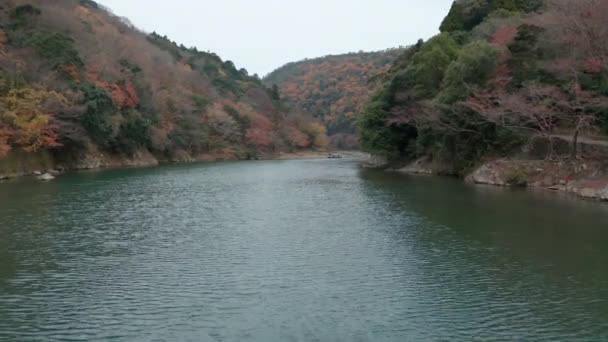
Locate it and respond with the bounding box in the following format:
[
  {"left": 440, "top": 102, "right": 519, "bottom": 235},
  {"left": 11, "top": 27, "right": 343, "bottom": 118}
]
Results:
[
  {"left": 505, "top": 169, "right": 528, "bottom": 187},
  {"left": 29, "top": 32, "right": 83, "bottom": 69},
  {"left": 79, "top": 85, "right": 115, "bottom": 147},
  {"left": 9, "top": 4, "right": 41, "bottom": 30}
]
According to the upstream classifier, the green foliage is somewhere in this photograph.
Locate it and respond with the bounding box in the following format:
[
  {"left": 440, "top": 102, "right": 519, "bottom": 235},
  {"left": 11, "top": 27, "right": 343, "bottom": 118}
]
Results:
[
  {"left": 114, "top": 109, "right": 151, "bottom": 152},
  {"left": 212, "top": 77, "right": 242, "bottom": 96},
  {"left": 507, "top": 24, "right": 544, "bottom": 85},
  {"left": 79, "top": 0, "right": 99, "bottom": 9},
  {"left": 579, "top": 73, "right": 608, "bottom": 97},
  {"left": 169, "top": 116, "right": 210, "bottom": 154},
  {"left": 358, "top": 30, "right": 523, "bottom": 171},
  {"left": 147, "top": 32, "right": 182, "bottom": 61},
  {"left": 119, "top": 59, "right": 142, "bottom": 74},
  {"left": 79, "top": 85, "right": 115, "bottom": 147},
  {"left": 409, "top": 33, "right": 460, "bottom": 98},
  {"left": 29, "top": 32, "right": 83, "bottom": 69},
  {"left": 440, "top": 2, "right": 467, "bottom": 32},
  {"left": 440, "top": 0, "right": 542, "bottom": 33},
  {"left": 358, "top": 89, "right": 417, "bottom": 157},
  {"left": 9, "top": 4, "right": 41, "bottom": 30},
  {"left": 270, "top": 84, "right": 281, "bottom": 101},
  {"left": 192, "top": 96, "right": 211, "bottom": 113},
  {"left": 439, "top": 40, "right": 499, "bottom": 103}
]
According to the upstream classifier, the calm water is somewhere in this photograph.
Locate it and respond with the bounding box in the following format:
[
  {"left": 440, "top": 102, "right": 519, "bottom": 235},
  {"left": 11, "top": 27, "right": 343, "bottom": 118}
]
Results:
[{"left": 1, "top": 159, "right": 608, "bottom": 341}]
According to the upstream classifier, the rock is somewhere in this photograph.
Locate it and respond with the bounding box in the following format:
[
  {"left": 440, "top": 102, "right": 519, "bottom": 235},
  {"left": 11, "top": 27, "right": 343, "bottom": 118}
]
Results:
[
  {"left": 171, "top": 149, "right": 194, "bottom": 163},
  {"left": 38, "top": 173, "right": 55, "bottom": 181},
  {"left": 467, "top": 162, "right": 507, "bottom": 186},
  {"left": 534, "top": 175, "right": 556, "bottom": 187},
  {"left": 48, "top": 169, "right": 61, "bottom": 175},
  {"left": 600, "top": 189, "right": 608, "bottom": 201},
  {"left": 33, "top": 170, "right": 42, "bottom": 176},
  {"left": 398, "top": 157, "right": 434, "bottom": 175},
  {"left": 363, "top": 155, "right": 389, "bottom": 169},
  {"left": 566, "top": 179, "right": 608, "bottom": 201}
]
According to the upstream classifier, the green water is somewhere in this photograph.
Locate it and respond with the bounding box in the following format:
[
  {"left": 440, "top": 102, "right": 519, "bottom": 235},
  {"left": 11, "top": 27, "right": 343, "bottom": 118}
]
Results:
[{"left": 1, "top": 159, "right": 607, "bottom": 341}]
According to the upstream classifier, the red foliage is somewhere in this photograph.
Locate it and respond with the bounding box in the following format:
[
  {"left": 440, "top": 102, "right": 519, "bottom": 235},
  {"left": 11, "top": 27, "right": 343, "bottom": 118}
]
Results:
[
  {"left": 267, "top": 51, "right": 401, "bottom": 140},
  {"left": 20, "top": 116, "right": 62, "bottom": 153},
  {"left": 245, "top": 128, "right": 273, "bottom": 147},
  {"left": 491, "top": 26, "right": 518, "bottom": 46},
  {"left": 289, "top": 128, "right": 310, "bottom": 148},
  {"left": 86, "top": 67, "right": 139, "bottom": 109}
]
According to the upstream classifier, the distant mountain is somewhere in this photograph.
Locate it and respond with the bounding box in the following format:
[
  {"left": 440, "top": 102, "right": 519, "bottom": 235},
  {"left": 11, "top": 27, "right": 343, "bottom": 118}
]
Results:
[
  {"left": 0, "top": 0, "right": 327, "bottom": 173},
  {"left": 265, "top": 50, "right": 403, "bottom": 149}
]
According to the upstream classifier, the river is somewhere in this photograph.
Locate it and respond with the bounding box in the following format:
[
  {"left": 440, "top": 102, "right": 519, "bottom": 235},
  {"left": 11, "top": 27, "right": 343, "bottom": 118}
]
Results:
[{"left": 1, "top": 158, "right": 608, "bottom": 341}]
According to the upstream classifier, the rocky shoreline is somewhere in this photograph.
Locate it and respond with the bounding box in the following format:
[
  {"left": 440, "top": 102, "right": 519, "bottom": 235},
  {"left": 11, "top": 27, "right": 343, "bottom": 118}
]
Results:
[{"left": 390, "top": 156, "right": 608, "bottom": 202}]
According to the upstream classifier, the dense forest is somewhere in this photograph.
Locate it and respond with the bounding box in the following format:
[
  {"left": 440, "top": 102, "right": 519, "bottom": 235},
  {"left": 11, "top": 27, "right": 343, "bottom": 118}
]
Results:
[
  {"left": 358, "top": 0, "right": 608, "bottom": 175},
  {"left": 0, "top": 0, "right": 328, "bottom": 169},
  {"left": 265, "top": 50, "right": 402, "bottom": 149}
]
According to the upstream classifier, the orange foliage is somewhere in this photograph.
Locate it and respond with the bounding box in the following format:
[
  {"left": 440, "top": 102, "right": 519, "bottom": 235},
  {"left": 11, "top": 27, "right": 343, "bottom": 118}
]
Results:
[
  {"left": 0, "top": 0, "right": 322, "bottom": 158},
  {"left": 289, "top": 128, "right": 310, "bottom": 148},
  {"left": 266, "top": 50, "right": 401, "bottom": 143},
  {"left": 245, "top": 128, "right": 273, "bottom": 147},
  {"left": 0, "top": 88, "right": 64, "bottom": 154}
]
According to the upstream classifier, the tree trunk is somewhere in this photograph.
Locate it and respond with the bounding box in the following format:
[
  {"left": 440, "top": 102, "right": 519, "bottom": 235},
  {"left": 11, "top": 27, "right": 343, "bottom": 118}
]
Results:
[
  {"left": 547, "top": 134, "right": 555, "bottom": 161},
  {"left": 571, "top": 128, "right": 580, "bottom": 159}
]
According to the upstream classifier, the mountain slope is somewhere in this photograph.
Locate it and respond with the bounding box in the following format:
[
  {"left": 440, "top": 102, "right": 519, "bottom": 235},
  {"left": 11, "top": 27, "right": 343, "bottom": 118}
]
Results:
[
  {"left": 0, "top": 0, "right": 327, "bottom": 173},
  {"left": 358, "top": 0, "right": 608, "bottom": 174},
  {"left": 265, "top": 50, "right": 402, "bottom": 148}
]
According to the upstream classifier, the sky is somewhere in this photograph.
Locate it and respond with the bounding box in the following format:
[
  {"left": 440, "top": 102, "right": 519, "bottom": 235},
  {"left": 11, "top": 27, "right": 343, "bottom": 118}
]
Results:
[{"left": 96, "top": 0, "right": 455, "bottom": 76}]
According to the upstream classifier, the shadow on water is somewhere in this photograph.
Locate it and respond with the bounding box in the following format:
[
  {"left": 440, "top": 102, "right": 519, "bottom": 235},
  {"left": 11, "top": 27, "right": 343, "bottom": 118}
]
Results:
[
  {"left": 358, "top": 169, "right": 608, "bottom": 338},
  {"left": 359, "top": 169, "right": 608, "bottom": 276}
]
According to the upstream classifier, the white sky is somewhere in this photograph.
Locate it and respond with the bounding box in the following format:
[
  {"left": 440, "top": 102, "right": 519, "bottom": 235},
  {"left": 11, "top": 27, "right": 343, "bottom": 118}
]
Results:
[{"left": 96, "top": 0, "right": 454, "bottom": 76}]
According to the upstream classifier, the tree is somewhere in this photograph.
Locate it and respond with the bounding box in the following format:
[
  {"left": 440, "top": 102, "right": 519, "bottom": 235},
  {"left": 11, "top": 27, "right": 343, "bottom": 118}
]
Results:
[
  {"left": 439, "top": 40, "right": 500, "bottom": 103},
  {"left": 409, "top": 33, "right": 460, "bottom": 98},
  {"left": 0, "top": 88, "right": 64, "bottom": 154},
  {"left": 270, "top": 84, "right": 281, "bottom": 101},
  {"left": 466, "top": 79, "right": 607, "bottom": 158}
]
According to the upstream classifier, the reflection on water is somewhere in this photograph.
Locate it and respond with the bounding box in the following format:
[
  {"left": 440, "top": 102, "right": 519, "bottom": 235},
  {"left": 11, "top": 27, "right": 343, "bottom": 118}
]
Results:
[{"left": 0, "top": 159, "right": 607, "bottom": 341}]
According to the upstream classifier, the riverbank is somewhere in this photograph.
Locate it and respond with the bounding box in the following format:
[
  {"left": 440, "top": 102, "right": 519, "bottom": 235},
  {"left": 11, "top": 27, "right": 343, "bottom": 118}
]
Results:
[
  {"left": 390, "top": 156, "right": 608, "bottom": 202},
  {"left": 0, "top": 148, "right": 368, "bottom": 182}
]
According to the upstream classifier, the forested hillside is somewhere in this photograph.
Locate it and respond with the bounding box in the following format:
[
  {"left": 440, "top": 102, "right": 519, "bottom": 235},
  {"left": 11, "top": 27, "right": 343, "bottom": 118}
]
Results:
[
  {"left": 0, "top": 0, "right": 327, "bottom": 171},
  {"left": 359, "top": 0, "right": 608, "bottom": 174},
  {"left": 265, "top": 50, "right": 402, "bottom": 149}
]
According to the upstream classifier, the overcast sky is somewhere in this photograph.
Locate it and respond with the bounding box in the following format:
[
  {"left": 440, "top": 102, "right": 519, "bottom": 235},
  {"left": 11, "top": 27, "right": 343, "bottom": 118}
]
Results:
[{"left": 96, "top": 0, "right": 454, "bottom": 76}]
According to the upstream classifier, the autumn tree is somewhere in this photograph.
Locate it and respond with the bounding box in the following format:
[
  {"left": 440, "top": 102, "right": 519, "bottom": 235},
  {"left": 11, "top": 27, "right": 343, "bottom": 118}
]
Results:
[{"left": 0, "top": 87, "right": 64, "bottom": 155}]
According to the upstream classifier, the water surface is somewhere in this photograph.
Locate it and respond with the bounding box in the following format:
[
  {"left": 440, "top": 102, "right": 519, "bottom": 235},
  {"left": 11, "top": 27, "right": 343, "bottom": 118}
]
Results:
[{"left": 1, "top": 159, "right": 608, "bottom": 341}]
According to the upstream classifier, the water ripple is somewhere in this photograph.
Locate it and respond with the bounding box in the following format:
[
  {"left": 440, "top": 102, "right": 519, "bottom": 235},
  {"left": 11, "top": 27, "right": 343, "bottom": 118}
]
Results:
[{"left": 1, "top": 160, "right": 608, "bottom": 341}]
